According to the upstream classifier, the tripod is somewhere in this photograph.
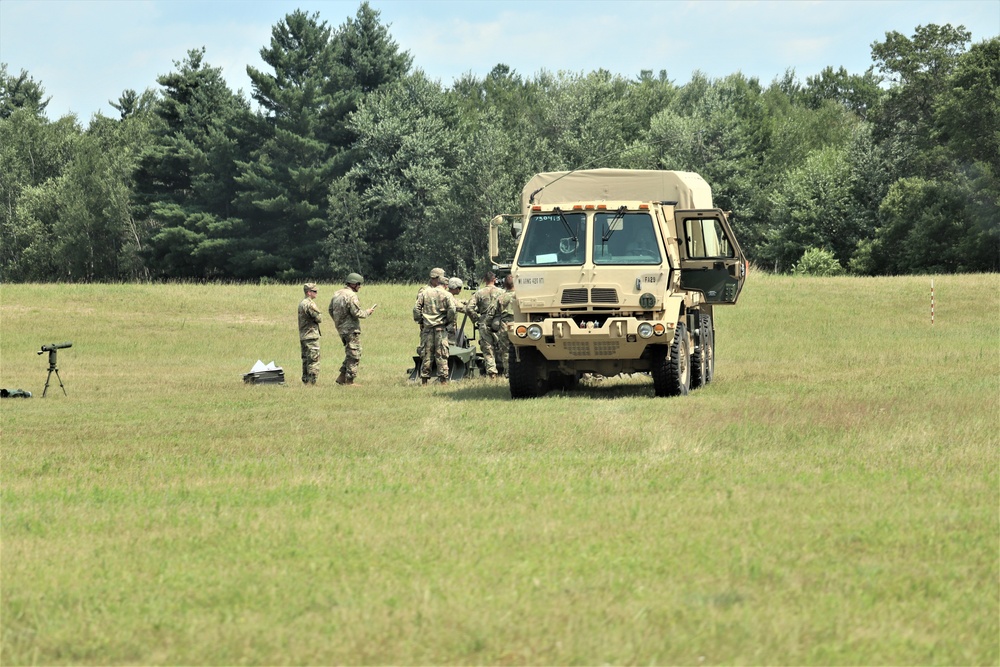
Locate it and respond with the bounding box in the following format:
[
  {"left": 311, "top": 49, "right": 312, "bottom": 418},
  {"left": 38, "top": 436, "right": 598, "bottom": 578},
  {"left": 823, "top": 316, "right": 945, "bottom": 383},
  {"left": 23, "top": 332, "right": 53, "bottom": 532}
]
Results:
[{"left": 41, "top": 348, "right": 67, "bottom": 397}]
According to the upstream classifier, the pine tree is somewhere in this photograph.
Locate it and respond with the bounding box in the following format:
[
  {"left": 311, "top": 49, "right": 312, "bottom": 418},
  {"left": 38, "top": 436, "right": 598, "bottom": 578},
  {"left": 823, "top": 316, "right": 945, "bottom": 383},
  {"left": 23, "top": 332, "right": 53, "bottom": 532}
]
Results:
[{"left": 136, "top": 48, "right": 253, "bottom": 278}]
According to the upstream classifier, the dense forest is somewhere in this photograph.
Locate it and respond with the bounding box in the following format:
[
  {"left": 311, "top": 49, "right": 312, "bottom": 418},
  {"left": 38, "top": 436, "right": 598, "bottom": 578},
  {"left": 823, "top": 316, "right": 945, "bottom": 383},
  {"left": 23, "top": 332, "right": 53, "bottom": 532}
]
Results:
[{"left": 1, "top": 3, "right": 997, "bottom": 282}]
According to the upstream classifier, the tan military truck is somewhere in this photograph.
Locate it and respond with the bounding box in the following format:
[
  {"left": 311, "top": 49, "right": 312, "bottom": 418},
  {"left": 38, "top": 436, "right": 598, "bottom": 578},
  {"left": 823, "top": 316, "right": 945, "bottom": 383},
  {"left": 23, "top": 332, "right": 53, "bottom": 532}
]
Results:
[{"left": 489, "top": 168, "right": 746, "bottom": 398}]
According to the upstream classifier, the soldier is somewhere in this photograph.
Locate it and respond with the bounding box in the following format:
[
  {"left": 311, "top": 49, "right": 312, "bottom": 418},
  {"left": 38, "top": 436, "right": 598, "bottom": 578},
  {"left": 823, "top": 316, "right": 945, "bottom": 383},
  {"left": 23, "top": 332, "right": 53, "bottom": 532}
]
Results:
[
  {"left": 329, "top": 272, "right": 377, "bottom": 386},
  {"left": 413, "top": 273, "right": 456, "bottom": 384},
  {"left": 469, "top": 271, "right": 504, "bottom": 379},
  {"left": 446, "top": 277, "right": 469, "bottom": 345},
  {"left": 297, "top": 283, "right": 322, "bottom": 385},
  {"left": 446, "top": 277, "right": 467, "bottom": 309},
  {"left": 495, "top": 274, "right": 516, "bottom": 376},
  {"left": 415, "top": 268, "right": 448, "bottom": 359}
]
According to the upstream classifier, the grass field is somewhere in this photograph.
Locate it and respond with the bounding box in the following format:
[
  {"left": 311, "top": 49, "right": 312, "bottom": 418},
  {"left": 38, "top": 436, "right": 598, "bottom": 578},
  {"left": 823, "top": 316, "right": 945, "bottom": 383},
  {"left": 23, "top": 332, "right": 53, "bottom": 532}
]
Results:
[{"left": 1, "top": 274, "right": 998, "bottom": 665}]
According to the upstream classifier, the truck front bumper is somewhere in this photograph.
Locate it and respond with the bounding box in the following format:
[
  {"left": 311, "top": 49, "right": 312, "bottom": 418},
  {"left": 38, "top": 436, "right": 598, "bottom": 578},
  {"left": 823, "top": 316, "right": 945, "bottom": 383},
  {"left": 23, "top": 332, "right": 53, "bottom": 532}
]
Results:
[{"left": 505, "top": 317, "right": 673, "bottom": 361}]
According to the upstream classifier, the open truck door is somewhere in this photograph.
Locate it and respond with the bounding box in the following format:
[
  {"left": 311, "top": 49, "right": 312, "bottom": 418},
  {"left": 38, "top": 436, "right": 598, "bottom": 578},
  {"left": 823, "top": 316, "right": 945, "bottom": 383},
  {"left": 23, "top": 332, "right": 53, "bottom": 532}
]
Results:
[{"left": 676, "top": 209, "right": 746, "bottom": 304}]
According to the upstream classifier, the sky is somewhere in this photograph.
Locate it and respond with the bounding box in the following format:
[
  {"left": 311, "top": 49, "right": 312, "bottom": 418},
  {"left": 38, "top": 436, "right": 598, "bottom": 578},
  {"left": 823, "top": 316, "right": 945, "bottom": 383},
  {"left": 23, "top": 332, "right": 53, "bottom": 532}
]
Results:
[{"left": 2, "top": 0, "right": 998, "bottom": 122}]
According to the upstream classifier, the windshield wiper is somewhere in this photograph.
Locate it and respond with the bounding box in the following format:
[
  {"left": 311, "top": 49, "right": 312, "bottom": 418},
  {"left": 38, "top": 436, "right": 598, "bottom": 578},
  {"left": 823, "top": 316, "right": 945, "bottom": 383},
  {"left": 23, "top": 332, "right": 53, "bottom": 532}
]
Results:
[
  {"left": 601, "top": 206, "right": 628, "bottom": 243},
  {"left": 553, "top": 207, "right": 578, "bottom": 242}
]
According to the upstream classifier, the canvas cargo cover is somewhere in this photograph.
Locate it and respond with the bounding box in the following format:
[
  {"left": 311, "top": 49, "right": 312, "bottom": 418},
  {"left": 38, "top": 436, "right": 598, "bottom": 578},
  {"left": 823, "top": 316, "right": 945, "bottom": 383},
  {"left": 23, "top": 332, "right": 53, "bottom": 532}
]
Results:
[{"left": 521, "top": 169, "right": 713, "bottom": 212}]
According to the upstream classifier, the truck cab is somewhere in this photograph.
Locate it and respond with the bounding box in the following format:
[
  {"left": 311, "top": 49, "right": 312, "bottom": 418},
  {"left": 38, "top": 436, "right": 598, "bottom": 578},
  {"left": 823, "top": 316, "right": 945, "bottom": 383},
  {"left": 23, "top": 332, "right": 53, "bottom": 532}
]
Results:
[{"left": 489, "top": 169, "right": 745, "bottom": 398}]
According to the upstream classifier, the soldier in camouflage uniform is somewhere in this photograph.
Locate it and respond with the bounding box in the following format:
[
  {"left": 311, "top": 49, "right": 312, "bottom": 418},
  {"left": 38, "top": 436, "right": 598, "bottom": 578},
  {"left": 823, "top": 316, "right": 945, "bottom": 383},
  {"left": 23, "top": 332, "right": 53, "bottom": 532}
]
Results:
[
  {"left": 469, "top": 271, "right": 504, "bottom": 378},
  {"left": 415, "top": 268, "right": 447, "bottom": 359},
  {"left": 329, "top": 272, "right": 377, "bottom": 386},
  {"left": 446, "top": 277, "right": 470, "bottom": 345},
  {"left": 413, "top": 274, "right": 456, "bottom": 384},
  {"left": 495, "top": 274, "right": 516, "bottom": 377},
  {"left": 298, "top": 283, "right": 322, "bottom": 384}
]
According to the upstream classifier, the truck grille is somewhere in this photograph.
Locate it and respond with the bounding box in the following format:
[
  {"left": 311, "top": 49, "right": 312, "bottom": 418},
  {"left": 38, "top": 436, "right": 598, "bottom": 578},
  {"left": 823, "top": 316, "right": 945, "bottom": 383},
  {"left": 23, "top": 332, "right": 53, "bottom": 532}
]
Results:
[
  {"left": 560, "top": 288, "right": 620, "bottom": 305},
  {"left": 591, "top": 288, "right": 618, "bottom": 304},
  {"left": 594, "top": 341, "right": 620, "bottom": 355},
  {"left": 563, "top": 341, "right": 622, "bottom": 357}
]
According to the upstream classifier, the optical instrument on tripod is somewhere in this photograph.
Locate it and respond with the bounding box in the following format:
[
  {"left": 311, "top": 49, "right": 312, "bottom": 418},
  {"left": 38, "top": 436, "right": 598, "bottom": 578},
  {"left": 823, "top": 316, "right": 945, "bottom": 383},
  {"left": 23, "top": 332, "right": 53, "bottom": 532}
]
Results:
[{"left": 37, "top": 342, "right": 72, "bottom": 397}]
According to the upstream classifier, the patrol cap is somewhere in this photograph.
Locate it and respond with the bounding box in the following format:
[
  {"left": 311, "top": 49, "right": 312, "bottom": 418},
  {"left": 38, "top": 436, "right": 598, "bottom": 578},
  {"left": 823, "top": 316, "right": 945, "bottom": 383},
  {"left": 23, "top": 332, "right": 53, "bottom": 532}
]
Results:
[
  {"left": 447, "top": 277, "right": 463, "bottom": 290},
  {"left": 346, "top": 272, "right": 364, "bottom": 285},
  {"left": 429, "top": 267, "right": 446, "bottom": 279},
  {"left": 303, "top": 282, "right": 318, "bottom": 293}
]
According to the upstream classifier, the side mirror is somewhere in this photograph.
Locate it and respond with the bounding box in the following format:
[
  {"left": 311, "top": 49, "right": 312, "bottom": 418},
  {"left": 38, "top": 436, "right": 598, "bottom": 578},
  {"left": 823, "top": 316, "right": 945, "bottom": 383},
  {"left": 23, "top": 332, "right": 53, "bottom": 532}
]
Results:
[
  {"left": 489, "top": 215, "right": 504, "bottom": 266},
  {"left": 489, "top": 214, "right": 521, "bottom": 269}
]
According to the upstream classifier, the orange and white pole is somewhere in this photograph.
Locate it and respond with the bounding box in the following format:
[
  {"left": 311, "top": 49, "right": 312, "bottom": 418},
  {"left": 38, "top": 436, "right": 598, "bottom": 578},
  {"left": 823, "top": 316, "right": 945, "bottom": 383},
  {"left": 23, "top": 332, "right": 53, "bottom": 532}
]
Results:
[{"left": 931, "top": 279, "right": 935, "bottom": 325}]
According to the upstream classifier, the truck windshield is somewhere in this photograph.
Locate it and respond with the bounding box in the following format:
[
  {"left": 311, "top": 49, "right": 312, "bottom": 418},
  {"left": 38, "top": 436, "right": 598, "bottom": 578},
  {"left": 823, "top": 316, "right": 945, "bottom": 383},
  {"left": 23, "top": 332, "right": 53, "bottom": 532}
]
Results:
[
  {"left": 516, "top": 212, "right": 586, "bottom": 266},
  {"left": 593, "top": 212, "right": 661, "bottom": 265}
]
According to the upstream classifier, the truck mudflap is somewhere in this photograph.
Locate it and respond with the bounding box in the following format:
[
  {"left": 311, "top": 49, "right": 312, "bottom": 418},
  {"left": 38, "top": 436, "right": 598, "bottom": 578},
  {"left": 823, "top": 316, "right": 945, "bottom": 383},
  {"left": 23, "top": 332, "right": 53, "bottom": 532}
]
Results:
[{"left": 505, "top": 317, "right": 677, "bottom": 361}]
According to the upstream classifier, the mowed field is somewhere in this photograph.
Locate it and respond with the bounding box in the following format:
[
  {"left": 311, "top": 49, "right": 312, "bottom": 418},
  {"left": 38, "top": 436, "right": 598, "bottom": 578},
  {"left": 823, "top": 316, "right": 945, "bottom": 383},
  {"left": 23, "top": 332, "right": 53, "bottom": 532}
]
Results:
[{"left": 1, "top": 274, "right": 997, "bottom": 665}]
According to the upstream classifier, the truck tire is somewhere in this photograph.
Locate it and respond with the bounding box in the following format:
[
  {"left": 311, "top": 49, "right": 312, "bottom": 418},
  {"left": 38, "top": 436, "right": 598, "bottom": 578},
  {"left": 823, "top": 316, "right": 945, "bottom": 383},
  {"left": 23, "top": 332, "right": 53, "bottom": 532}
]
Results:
[
  {"left": 509, "top": 346, "right": 548, "bottom": 399},
  {"left": 690, "top": 313, "right": 713, "bottom": 389},
  {"left": 651, "top": 323, "right": 690, "bottom": 397},
  {"left": 700, "top": 313, "right": 715, "bottom": 384}
]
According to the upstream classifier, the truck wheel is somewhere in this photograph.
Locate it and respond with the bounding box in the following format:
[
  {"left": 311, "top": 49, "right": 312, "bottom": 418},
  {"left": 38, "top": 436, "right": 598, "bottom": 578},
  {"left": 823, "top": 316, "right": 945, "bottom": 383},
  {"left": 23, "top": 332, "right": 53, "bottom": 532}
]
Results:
[
  {"left": 700, "top": 314, "right": 715, "bottom": 384},
  {"left": 509, "top": 346, "right": 548, "bottom": 399},
  {"left": 651, "top": 323, "right": 690, "bottom": 397},
  {"left": 690, "top": 313, "right": 712, "bottom": 389}
]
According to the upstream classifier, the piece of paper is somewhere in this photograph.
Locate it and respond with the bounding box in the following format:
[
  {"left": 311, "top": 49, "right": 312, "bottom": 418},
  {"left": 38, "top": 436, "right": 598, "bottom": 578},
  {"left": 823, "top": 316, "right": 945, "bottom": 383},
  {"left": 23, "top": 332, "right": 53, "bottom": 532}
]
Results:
[{"left": 249, "top": 360, "right": 281, "bottom": 372}]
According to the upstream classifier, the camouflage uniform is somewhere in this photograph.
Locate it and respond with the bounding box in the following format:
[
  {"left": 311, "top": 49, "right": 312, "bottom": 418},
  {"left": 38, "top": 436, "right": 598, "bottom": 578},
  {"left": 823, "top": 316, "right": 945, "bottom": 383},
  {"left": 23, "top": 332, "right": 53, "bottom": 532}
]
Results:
[
  {"left": 415, "top": 268, "right": 448, "bottom": 358},
  {"left": 413, "top": 281, "right": 456, "bottom": 382},
  {"left": 446, "top": 277, "right": 470, "bottom": 345},
  {"left": 298, "top": 284, "right": 322, "bottom": 384},
  {"left": 329, "top": 286, "right": 372, "bottom": 382},
  {"left": 470, "top": 282, "right": 504, "bottom": 376},
  {"left": 495, "top": 280, "right": 516, "bottom": 376}
]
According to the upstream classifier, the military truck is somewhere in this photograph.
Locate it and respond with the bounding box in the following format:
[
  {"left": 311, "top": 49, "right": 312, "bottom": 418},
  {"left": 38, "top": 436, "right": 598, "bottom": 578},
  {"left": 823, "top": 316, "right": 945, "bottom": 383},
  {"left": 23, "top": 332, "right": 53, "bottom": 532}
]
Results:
[{"left": 489, "top": 168, "right": 746, "bottom": 398}]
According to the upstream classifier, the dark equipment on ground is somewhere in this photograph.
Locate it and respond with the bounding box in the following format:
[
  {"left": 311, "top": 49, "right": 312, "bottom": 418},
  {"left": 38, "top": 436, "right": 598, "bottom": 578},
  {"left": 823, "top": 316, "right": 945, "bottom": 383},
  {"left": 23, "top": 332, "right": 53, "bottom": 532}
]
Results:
[
  {"left": 243, "top": 360, "right": 285, "bottom": 385},
  {"left": 408, "top": 309, "right": 485, "bottom": 382},
  {"left": 243, "top": 368, "right": 285, "bottom": 385},
  {"left": 38, "top": 341, "right": 72, "bottom": 397},
  {"left": 1, "top": 388, "right": 32, "bottom": 398}
]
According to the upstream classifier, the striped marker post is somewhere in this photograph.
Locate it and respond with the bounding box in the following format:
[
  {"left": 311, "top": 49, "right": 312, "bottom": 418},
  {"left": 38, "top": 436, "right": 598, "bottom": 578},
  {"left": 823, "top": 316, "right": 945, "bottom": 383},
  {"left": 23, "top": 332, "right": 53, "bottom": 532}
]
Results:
[{"left": 931, "top": 279, "right": 935, "bottom": 325}]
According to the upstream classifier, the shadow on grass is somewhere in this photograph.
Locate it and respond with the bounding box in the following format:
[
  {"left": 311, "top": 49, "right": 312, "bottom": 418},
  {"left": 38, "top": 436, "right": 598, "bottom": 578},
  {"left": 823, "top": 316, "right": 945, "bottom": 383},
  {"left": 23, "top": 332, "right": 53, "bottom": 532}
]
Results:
[{"left": 444, "top": 374, "right": 657, "bottom": 401}]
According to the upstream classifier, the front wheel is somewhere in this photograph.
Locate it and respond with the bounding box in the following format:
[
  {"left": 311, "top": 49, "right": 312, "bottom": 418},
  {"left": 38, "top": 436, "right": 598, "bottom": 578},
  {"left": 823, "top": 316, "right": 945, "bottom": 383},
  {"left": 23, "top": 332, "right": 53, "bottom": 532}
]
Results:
[
  {"left": 700, "top": 314, "right": 715, "bottom": 384},
  {"left": 651, "top": 323, "right": 691, "bottom": 397},
  {"left": 690, "top": 313, "right": 714, "bottom": 389},
  {"left": 508, "top": 346, "right": 549, "bottom": 399}
]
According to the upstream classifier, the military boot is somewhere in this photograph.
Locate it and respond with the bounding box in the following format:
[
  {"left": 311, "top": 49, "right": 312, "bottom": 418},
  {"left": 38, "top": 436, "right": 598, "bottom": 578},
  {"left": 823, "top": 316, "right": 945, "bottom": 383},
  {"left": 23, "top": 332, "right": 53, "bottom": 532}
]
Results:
[{"left": 335, "top": 371, "right": 347, "bottom": 385}]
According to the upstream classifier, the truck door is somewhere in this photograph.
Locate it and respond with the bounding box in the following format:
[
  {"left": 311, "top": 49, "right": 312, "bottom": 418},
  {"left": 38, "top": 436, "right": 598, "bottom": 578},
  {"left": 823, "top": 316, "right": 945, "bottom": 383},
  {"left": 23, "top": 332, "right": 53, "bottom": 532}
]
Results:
[{"left": 676, "top": 209, "right": 746, "bottom": 304}]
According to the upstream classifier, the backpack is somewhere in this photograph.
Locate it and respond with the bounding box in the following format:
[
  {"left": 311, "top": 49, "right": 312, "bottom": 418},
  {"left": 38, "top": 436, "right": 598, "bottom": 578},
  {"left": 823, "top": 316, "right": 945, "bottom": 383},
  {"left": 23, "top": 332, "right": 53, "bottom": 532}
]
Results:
[{"left": 482, "top": 289, "right": 503, "bottom": 332}]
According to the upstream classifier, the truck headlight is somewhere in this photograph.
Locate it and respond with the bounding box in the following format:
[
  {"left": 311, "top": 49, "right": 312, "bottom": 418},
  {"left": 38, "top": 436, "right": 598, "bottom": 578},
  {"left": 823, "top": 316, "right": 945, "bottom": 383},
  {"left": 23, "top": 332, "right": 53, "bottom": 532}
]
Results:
[
  {"left": 527, "top": 324, "right": 543, "bottom": 341},
  {"left": 637, "top": 322, "right": 654, "bottom": 339},
  {"left": 653, "top": 323, "right": 666, "bottom": 336},
  {"left": 515, "top": 325, "right": 528, "bottom": 338}
]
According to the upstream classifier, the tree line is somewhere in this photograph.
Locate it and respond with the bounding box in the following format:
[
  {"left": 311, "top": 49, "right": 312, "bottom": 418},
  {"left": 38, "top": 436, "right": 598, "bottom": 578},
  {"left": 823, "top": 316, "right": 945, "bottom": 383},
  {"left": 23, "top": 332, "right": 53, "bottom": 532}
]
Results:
[{"left": 1, "top": 4, "right": 997, "bottom": 283}]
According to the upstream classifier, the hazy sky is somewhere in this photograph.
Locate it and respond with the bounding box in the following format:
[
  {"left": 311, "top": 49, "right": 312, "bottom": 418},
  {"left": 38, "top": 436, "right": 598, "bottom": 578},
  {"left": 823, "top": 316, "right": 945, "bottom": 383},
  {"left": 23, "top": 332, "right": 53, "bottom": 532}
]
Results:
[{"left": 2, "top": 0, "right": 997, "bottom": 121}]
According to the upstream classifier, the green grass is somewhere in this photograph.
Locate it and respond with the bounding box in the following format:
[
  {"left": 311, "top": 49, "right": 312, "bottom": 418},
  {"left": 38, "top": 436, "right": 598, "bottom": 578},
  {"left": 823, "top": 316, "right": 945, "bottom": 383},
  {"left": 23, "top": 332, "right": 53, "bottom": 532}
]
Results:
[{"left": 1, "top": 274, "right": 997, "bottom": 665}]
